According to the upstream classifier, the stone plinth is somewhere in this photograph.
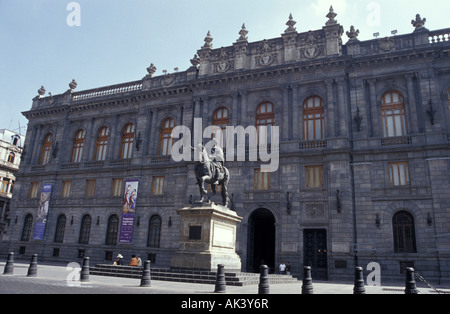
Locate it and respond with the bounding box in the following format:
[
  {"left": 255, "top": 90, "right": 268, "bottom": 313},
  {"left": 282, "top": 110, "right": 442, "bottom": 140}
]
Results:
[{"left": 170, "top": 203, "right": 243, "bottom": 272}]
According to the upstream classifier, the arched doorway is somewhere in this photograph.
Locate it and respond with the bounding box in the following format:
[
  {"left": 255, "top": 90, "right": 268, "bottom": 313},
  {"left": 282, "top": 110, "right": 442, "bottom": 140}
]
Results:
[{"left": 247, "top": 208, "right": 276, "bottom": 273}]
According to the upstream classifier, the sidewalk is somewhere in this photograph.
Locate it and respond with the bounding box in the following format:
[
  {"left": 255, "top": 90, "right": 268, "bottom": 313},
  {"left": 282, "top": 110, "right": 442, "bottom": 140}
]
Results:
[{"left": 1, "top": 262, "right": 449, "bottom": 294}]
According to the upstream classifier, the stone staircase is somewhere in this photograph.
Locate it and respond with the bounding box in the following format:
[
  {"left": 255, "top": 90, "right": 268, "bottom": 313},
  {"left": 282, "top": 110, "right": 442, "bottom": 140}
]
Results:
[{"left": 89, "top": 264, "right": 299, "bottom": 286}]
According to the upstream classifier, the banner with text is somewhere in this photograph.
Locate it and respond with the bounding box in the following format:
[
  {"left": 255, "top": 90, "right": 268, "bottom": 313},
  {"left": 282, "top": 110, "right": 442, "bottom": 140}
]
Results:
[
  {"left": 33, "top": 184, "right": 53, "bottom": 240},
  {"left": 119, "top": 180, "right": 139, "bottom": 244}
]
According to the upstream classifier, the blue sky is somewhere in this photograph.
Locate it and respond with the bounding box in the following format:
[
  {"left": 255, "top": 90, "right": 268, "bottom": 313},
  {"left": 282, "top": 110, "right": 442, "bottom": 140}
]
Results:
[{"left": 0, "top": 0, "right": 448, "bottom": 135}]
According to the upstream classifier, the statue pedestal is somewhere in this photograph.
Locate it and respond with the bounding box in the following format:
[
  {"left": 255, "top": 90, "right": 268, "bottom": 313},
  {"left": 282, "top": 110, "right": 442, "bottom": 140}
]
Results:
[{"left": 170, "top": 203, "right": 243, "bottom": 272}]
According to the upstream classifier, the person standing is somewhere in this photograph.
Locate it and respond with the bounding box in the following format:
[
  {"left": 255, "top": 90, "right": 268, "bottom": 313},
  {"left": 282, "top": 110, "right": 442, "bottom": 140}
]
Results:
[
  {"left": 279, "top": 262, "right": 287, "bottom": 275},
  {"left": 129, "top": 255, "right": 139, "bottom": 266},
  {"left": 286, "top": 262, "right": 291, "bottom": 275}
]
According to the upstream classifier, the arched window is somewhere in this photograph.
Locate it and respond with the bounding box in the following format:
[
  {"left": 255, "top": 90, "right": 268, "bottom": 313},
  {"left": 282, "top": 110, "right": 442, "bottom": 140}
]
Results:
[
  {"left": 54, "top": 214, "right": 66, "bottom": 243},
  {"left": 79, "top": 214, "right": 92, "bottom": 244},
  {"left": 12, "top": 135, "right": 20, "bottom": 146},
  {"left": 212, "top": 107, "right": 230, "bottom": 147},
  {"left": 105, "top": 215, "right": 119, "bottom": 246},
  {"left": 119, "top": 123, "right": 135, "bottom": 159},
  {"left": 256, "top": 102, "right": 275, "bottom": 144},
  {"left": 393, "top": 211, "right": 417, "bottom": 253},
  {"left": 21, "top": 214, "right": 33, "bottom": 242},
  {"left": 94, "top": 126, "right": 109, "bottom": 161},
  {"left": 148, "top": 215, "right": 162, "bottom": 248},
  {"left": 303, "top": 96, "right": 325, "bottom": 141},
  {"left": 70, "top": 130, "right": 85, "bottom": 163},
  {"left": 7, "top": 152, "right": 15, "bottom": 163},
  {"left": 213, "top": 107, "right": 230, "bottom": 130},
  {"left": 159, "top": 118, "right": 175, "bottom": 156},
  {"left": 39, "top": 133, "right": 52, "bottom": 165},
  {"left": 381, "top": 91, "right": 407, "bottom": 137}
]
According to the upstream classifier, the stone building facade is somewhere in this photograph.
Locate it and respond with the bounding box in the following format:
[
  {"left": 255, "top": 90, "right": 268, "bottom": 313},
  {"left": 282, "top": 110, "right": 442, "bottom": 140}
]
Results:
[
  {"left": 0, "top": 129, "right": 25, "bottom": 238},
  {"left": 2, "top": 9, "right": 450, "bottom": 283}
]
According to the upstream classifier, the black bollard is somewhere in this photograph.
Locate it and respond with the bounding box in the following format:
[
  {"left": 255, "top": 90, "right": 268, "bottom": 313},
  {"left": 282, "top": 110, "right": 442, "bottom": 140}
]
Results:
[
  {"left": 80, "top": 257, "right": 90, "bottom": 282},
  {"left": 301, "top": 266, "right": 314, "bottom": 295},
  {"left": 353, "top": 267, "right": 366, "bottom": 295},
  {"left": 3, "top": 252, "right": 14, "bottom": 275},
  {"left": 405, "top": 267, "right": 419, "bottom": 294},
  {"left": 140, "top": 260, "right": 151, "bottom": 287},
  {"left": 258, "top": 265, "right": 270, "bottom": 295},
  {"left": 27, "top": 254, "right": 38, "bottom": 277},
  {"left": 214, "top": 264, "right": 227, "bottom": 293}
]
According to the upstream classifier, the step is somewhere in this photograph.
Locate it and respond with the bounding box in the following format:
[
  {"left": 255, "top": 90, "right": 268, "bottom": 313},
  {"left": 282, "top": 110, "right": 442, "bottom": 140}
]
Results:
[{"left": 89, "top": 264, "right": 299, "bottom": 286}]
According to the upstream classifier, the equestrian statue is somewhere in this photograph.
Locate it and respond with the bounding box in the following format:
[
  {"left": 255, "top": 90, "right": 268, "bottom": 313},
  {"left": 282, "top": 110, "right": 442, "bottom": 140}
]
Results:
[{"left": 192, "top": 140, "right": 230, "bottom": 208}]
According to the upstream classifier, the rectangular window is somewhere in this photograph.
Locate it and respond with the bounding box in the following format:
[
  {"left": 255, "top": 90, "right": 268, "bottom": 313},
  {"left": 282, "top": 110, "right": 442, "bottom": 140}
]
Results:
[
  {"left": 152, "top": 176, "right": 165, "bottom": 196},
  {"left": 254, "top": 169, "right": 270, "bottom": 190},
  {"left": 382, "top": 106, "right": 407, "bottom": 137},
  {"left": 305, "top": 165, "right": 324, "bottom": 189},
  {"left": 28, "top": 182, "right": 40, "bottom": 199},
  {"left": 388, "top": 162, "right": 410, "bottom": 186},
  {"left": 61, "top": 181, "right": 72, "bottom": 198},
  {"left": 111, "top": 178, "right": 124, "bottom": 197},
  {"left": 85, "top": 180, "right": 96, "bottom": 198}
]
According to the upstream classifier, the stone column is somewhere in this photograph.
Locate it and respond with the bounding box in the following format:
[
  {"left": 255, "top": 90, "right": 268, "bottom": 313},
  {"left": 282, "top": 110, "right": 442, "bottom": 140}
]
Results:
[
  {"left": 292, "top": 84, "right": 301, "bottom": 140},
  {"left": 231, "top": 93, "right": 239, "bottom": 127},
  {"left": 239, "top": 91, "right": 248, "bottom": 126},
  {"left": 367, "top": 79, "right": 380, "bottom": 137},
  {"left": 84, "top": 118, "right": 95, "bottom": 161},
  {"left": 26, "top": 125, "right": 39, "bottom": 165},
  {"left": 405, "top": 74, "right": 419, "bottom": 134},
  {"left": 30, "top": 125, "right": 42, "bottom": 165},
  {"left": 336, "top": 78, "right": 348, "bottom": 137},
  {"left": 281, "top": 85, "right": 290, "bottom": 141},
  {"left": 325, "top": 79, "right": 336, "bottom": 138},
  {"left": 142, "top": 108, "right": 153, "bottom": 156},
  {"left": 149, "top": 110, "right": 159, "bottom": 156},
  {"left": 107, "top": 115, "right": 119, "bottom": 160}
]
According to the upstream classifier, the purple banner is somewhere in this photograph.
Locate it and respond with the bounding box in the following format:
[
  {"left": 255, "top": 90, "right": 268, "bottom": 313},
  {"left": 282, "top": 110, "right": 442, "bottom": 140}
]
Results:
[
  {"left": 33, "top": 184, "right": 53, "bottom": 240},
  {"left": 119, "top": 180, "right": 139, "bottom": 244}
]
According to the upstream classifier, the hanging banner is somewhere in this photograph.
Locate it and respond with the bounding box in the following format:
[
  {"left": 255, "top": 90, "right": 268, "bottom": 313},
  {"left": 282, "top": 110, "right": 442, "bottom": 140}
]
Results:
[
  {"left": 119, "top": 180, "right": 139, "bottom": 244},
  {"left": 33, "top": 184, "right": 53, "bottom": 240}
]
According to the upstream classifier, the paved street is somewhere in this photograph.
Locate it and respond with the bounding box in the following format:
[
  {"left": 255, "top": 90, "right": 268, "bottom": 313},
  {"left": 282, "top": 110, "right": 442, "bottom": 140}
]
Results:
[{"left": 1, "top": 262, "right": 449, "bottom": 295}]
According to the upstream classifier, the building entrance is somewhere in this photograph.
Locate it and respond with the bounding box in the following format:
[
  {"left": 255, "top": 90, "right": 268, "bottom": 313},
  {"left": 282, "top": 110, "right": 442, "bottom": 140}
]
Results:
[
  {"left": 303, "top": 229, "right": 328, "bottom": 280},
  {"left": 247, "top": 208, "right": 275, "bottom": 273}
]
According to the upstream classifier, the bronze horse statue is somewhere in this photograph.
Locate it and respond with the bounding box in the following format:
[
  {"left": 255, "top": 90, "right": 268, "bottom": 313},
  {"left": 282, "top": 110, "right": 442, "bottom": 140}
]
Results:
[{"left": 192, "top": 143, "right": 230, "bottom": 208}]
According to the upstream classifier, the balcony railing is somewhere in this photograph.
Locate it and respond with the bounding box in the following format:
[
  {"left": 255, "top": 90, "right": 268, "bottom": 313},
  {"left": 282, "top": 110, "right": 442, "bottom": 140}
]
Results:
[
  {"left": 381, "top": 136, "right": 412, "bottom": 146},
  {"left": 72, "top": 80, "right": 143, "bottom": 102},
  {"left": 429, "top": 28, "right": 450, "bottom": 44},
  {"left": 150, "top": 155, "right": 173, "bottom": 163},
  {"left": 299, "top": 140, "right": 328, "bottom": 150}
]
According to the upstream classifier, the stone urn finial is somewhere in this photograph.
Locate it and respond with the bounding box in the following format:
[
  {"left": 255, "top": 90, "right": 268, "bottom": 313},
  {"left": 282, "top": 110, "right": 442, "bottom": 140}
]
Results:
[
  {"left": 203, "top": 31, "right": 213, "bottom": 49},
  {"left": 69, "top": 79, "right": 77, "bottom": 91},
  {"left": 38, "top": 86, "right": 46, "bottom": 98},
  {"left": 411, "top": 14, "right": 427, "bottom": 30},
  {"left": 346, "top": 25, "right": 360, "bottom": 41},
  {"left": 237, "top": 23, "right": 249, "bottom": 42},
  {"left": 326, "top": 6, "right": 338, "bottom": 25},
  {"left": 285, "top": 13, "right": 297, "bottom": 33},
  {"left": 146, "top": 63, "right": 157, "bottom": 77},
  {"left": 190, "top": 54, "right": 200, "bottom": 68}
]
